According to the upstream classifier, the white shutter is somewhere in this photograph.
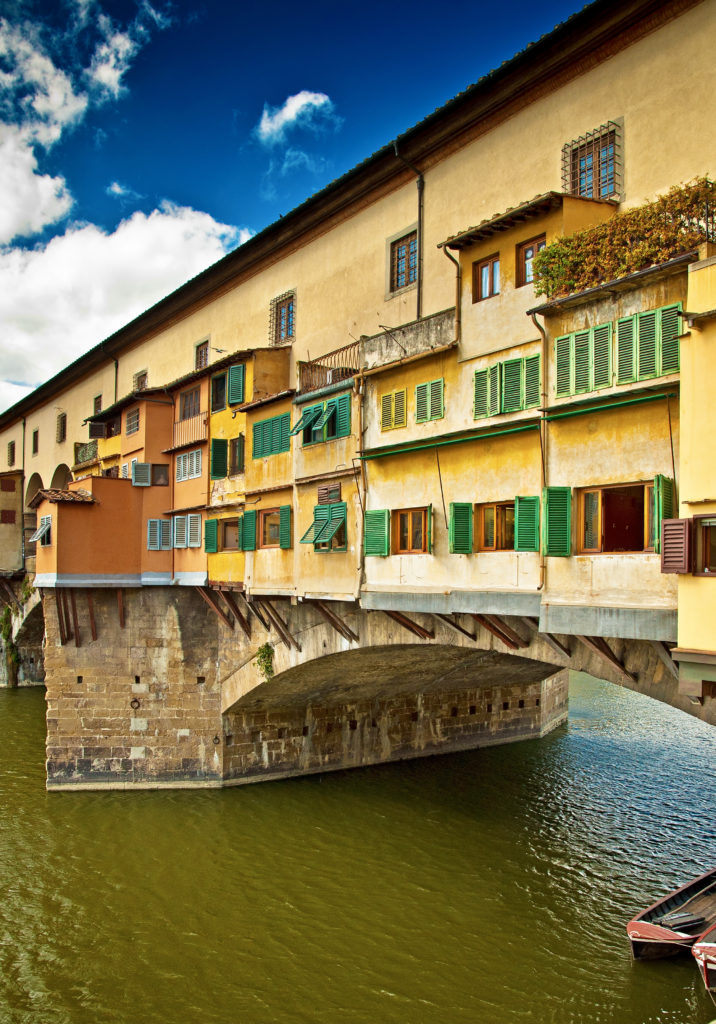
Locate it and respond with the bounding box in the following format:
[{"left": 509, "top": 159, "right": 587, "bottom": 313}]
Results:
[
  {"left": 132, "top": 462, "right": 151, "bottom": 487},
  {"left": 187, "top": 514, "right": 202, "bottom": 548},
  {"left": 173, "top": 515, "right": 187, "bottom": 548}
]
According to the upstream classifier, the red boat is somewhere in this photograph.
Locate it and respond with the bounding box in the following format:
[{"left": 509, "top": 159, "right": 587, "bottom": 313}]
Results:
[
  {"left": 693, "top": 923, "right": 716, "bottom": 998},
  {"left": 626, "top": 867, "right": 716, "bottom": 960}
]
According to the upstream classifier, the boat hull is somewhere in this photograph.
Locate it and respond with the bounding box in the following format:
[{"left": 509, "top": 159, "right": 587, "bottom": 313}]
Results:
[{"left": 626, "top": 867, "right": 716, "bottom": 961}]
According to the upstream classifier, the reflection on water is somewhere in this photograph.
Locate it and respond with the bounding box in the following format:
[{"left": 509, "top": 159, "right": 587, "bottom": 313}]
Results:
[{"left": 0, "top": 674, "right": 714, "bottom": 1024}]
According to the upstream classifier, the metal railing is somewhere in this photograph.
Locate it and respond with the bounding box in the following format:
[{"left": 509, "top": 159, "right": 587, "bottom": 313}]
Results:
[
  {"left": 74, "top": 440, "right": 98, "bottom": 466},
  {"left": 299, "top": 341, "right": 360, "bottom": 394},
  {"left": 172, "top": 411, "right": 208, "bottom": 448}
]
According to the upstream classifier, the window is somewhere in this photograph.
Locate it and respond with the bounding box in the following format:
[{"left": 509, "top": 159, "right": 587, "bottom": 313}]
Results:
[
  {"left": 29, "top": 515, "right": 51, "bottom": 546},
  {"left": 228, "top": 364, "right": 245, "bottom": 406},
  {"left": 393, "top": 507, "right": 431, "bottom": 554},
  {"left": 151, "top": 464, "right": 169, "bottom": 486},
  {"left": 176, "top": 449, "right": 202, "bottom": 481},
  {"left": 473, "top": 254, "right": 500, "bottom": 301},
  {"left": 270, "top": 292, "right": 295, "bottom": 345},
  {"left": 131, "top": 462, "right": 151, "bottom": 486},
  {"left": 517, "top": 235, "right": 546, "bottom": 287},
  {"left": 7, "top": 442, "right": 14, "bottom": 467},
  {"left": 195, "top": 341, "right": 209, "bottom": 370},
  {"left": 364, "top": 509, "right": 390, "bottom": 556},
  {"left": 179, "top": 387, "right": 200, "bottom": 421},
  {"left": 562, "top": 122, "right": 620, "bottom": 200},
  {"left": 32, "top": 429, "right": 38, "bottom": 455},
  {"left": 1, "top": 510, "right": 16, "bottom": 525},
  {"left": 390, "top": 231, "right": 417, "bottom": 292},
  {"left": 473, "top": 355, "right": 540, "bottom": 418},
  {"left": 555, "top": 324, "right": 612, "bottom": 398},
  {"left": 146, "top": 519, "right": 172, "bottom": 550},
  {"left": 211, "top": 374, "right": 226, "bottom": 412},
  {"left": 126, "top": 407, "right": 140, "bottom": 435},
  {"left": 449, "top": 503, "right": 473, "bottom": 554},
  {"left": 380, "top": 389, "right": 407, "bottom": 431},
  {"left": 222, "top": 518, "right": 241, "bottom": 551},
  {"left": 173, "top": 514, "right": 201, "bottom": 549},
  {"left": 133, "top": 370, "right": 148, "bottom": 391},
  {"left": 300, "top": 502, "right": 347, "bottom": 552},
  {"left": 291, "top": 395, "right": 351, "bottom": 446},
  {"left": 478, "top": 503, "right": 515, "bottom": 551},
  {"left": 0, "top": 478, "right": 15, "bottom": 492},
  {"left": 210, "top": 438, "right": 228, "bottom": 479},
  {"left": 258, "top": 506, "right": 291, "bottom": 549},
  {"left": 55, "top": 413, "right": 67, "bottom": 444},
  {"left": 616, "top": 305, "right": 680, "bottom": 384},
  {"left": 93, "top": 395, "right": 102, "bottom": 415},
  {"left": 415, "top": 379, "right": 444, "bottom": 423},
  {"left": 694, "top": 517, "right": 716, "bottom": 575},
  {"left": 252, "top": 413, "right": 290, "bottom": 458},
  {"left": 578, "top": 477, "right": 674, "bottom": 553},
  {"left": 229, "top": 436, "right": 245, "bottom": 475}
]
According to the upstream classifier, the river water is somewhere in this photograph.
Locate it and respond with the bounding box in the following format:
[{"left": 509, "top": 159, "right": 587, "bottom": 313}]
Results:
[{"left": 0, "top": 674, "right": 714, "bottom": 1024}]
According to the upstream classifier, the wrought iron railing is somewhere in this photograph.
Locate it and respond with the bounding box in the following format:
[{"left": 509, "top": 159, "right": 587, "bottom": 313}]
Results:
[
  {"left": 299, "top": 341, "right": 360, "bottom": 394},
  {"left": 74, "top": 440, "right": 98, "bottom": 466},
  {"left": 172, "top": 411, "right": 208, "bottom": 448}
]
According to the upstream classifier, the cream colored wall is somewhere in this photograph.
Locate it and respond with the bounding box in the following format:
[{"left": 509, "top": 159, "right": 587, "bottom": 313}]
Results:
[
  {"left": 0, "top": 473, "right": 23, "bottom": 571},
  {"left": 243, "top": 397, "right": 294, "bottom": 495},
  {"left": 243, "top": 486, "right": 294, "bottom": 593},
  {"left": 294, "top": 477, "right": 361, "bottom": 600}
]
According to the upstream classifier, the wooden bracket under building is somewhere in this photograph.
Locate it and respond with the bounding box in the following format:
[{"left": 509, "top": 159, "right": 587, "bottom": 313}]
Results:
[
  {"left": 518, "top": 616, "right": 571, "bottom": 659},
  {"left": 195, "top": 587, "right": 234, "bottom": 630},
  {"left": 578, "top": 635, "right": 637, "bottom": 683},
  {"left": 311, "top": 599, "right": 359, "bottom": 643},
  {"left": 86, "top": 591, "right": 97, "bottom": 642},
  {"left": 55, "top": 591, "right": 67, "bottom": 645},
  {"left": 256, "top": 599, "right": 301, "bottom": 651},
  {"left": 383, "top": 609, "right": 434, "bottom": 640},
  {"left": 435, "top": 613, "right": 477, "bottom": 641},
  {"left": 0, "top": 580, "right": 19, "bottom": 611},
  {"left": 69, "top": 589, "right": 80, "bottom": 648},
  {"left": 470, "top": 614, "right": 529, "bottom": 651},
  {"left": 219, "top": 590, "right": 251, "bottom": 639},
  {"left": 649, "top": 639, "right": 679, "bottom": 681},
  {"left": 117, "top": 589, "right": 125, "bottom": 629},
  {"left": 61, "top": 590, "right": 73, "bottom": 643},
  {"left": 243, "top": 594, "right": 271, "bottom": 633}
]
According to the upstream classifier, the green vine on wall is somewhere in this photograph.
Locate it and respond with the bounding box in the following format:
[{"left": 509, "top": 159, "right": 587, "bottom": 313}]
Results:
[
  {"left": 256, "top": 643, "right": 275, "bottom": 681},
  {"left": 533, "top": 178, "right": 716, "bottom": 299}
]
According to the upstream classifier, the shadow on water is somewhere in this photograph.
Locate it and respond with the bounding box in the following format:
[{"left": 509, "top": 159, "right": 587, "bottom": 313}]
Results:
[{"left": 0, "top": 675, "right": 714, "bottom": 1024}]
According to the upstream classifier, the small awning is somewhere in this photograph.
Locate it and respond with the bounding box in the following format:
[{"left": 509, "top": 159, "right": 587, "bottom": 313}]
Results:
[
  {"left": 290, "top": 406, "right": 322, "bottom": 436},
  {"left": 28, "top": 520, "right": 51, "bottom": 543}
]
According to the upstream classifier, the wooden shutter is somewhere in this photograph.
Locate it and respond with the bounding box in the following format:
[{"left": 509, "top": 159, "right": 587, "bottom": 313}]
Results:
[
  {"left": 574, "top": 331, "right": 590, "bottom": 393},
  {"left": 524, "top": 355, "right": 540, "bottom": 408},
  {"left": 488, "top": 364, "right": 500, "bottom": 416},
  {"left": 335, "top": 394, "right": 351, "bottom": 437},
  {"left": 242, "top": 509, "right": 256, "bottom": 550},
  {"left": 237, "top": 516, "right": 244, "bottom": 551},
  {"left": 415, "top": 383, "right": 429, "bottom": 422},
  {"left": 653, "top": 475, "right": 675, "bottom": 554},
  {"left": 314, "top": 502, "right": 347, "bottom": 546},
  {"left": 279, "top": 505, "right": 292, "bottom": 549},
  {"left": 449, "top": 502, "right": 473, "bottom": 554},
  {"left": 543, "top": 486, "right": 571, "bottom": 556},
  {"left": 279, "top": 413, "right": 290, "bottom": 452},
  {"left": 555, "top": 335, "right": 572, "bottom": 398},
  {"left": 592, "top": 323, "right": 612, "bottom": 390},
  {"left": 147, "top": 519, "right": 160, "bottom": 550},
  {"left": 660, "top": 305, "right": 680, "bottom": 375},
  {"left": 301, "top": 504, "right": 329, "bottom": 543},
  {"left": 132, "top": 462, "right": 151, "bottom": 487},
  {"left": 317, "top": 483, "right": 341, "bottom": 504},
  {"left": 228, "top": 364, "right": 245, "bottom": 405},
  {"left": 393, "top": 389, "right": 407, "bottom": 427},
  {"left": 380, "top": 393, "right": 393, "bottom": 430},
  {"left": 160, "top": 520, "right": 172, "bottom": 550},
  {"left": 616, "top": 316, "right": 636, "bottom": 383},
  {"left": 473, "top": 369, "right": 489, "bottom": 419},
  {"left": 205, "top": 518, "right": 218, "bottom": 553},
  {"left": 173, "top": 515, "right": 187, "bottom": 549},
  {"left": 187, "top": 514, "right": 202, "bottom": 548},
  {"left": 501, "top": 358, "right": 523, "bottom": 412},
  {"left": 514, "top": 496, "right": 540, "bottom": 552},
  {"left": 252, "top": 422, "right": 265, "bottom": 458},
  {"left": 364, "top": 509, "right": 390, "bottom": 556},
  {"left": 661, "top": 518, "right": 691, "bottom": 573},
  {"left": 429, "top": 380, "right": 444, "bottom": 420},
  {"left": 210, "top": 438, "right": 228, "bottom": 479},
  {"left": 426, "top": 504, "right": 433, "bottom": 553},
  {"left": 638, "top": 310, "right": 658, "bottom": 378}
]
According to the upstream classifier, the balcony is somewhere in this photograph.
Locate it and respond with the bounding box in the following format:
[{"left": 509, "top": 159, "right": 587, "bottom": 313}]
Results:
[
  {"left": 172, "top": 412, "right": 208, "bottom": 449},
  {"left": 298, "top": 341, "right": 360, "bottom": 394},
  {"left": 73, "top": 440, "right": 98, "bottom": 468}
]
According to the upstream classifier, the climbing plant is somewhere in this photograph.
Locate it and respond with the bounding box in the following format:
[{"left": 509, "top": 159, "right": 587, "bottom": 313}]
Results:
[
  {"left": 533, "top": 178, "right": 716, "bottom": 299},
  {"left": 256, "top": 642, "right": 274, "bottom": 681}
]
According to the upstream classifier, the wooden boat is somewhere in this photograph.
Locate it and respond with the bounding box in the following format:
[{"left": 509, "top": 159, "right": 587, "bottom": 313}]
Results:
[
  {"left": 626, "top": 867, "right": 716, "bottom": 960},
  {"left": 692, "top": 924, "right": 716, "bottom": 998}
]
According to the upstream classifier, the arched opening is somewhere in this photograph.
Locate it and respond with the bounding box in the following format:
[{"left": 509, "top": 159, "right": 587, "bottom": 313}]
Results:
[
  {"left": 24, "top": 473, "right": 44, "bottom": 510},
  {"left": 23, "top": 473, "right": 44, "bottom": 564},
  {"left": 50, "top": 464, "right": 71, "bottom": 490}
]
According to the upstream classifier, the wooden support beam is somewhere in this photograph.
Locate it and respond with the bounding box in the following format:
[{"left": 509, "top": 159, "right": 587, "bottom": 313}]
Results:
[
  {"left": 312, "top": 600, "right": 359, "bottom": 642},
  {"left": 220, "top": 590, "right": 251, "bottom": 639},
  {"left": 482, "top": 614, "right": 529, "bottom": 649},
  {"left": 578, "top": 635, "right": 636, "bottom": 683},
  {"left": 517, "top": 617, "right": 571, "bottom": 659},
  {"left": 86, "top": 591, "right": 97, "bottom": 641},
  {"left": 61, "top": 590, "right": 73, "bottom": 641},
  {"left": 384, "top": 609, "right": 434, "bottom": 640},
  {"left": 55, "top": 591, "right": 67, "bottom": 646},
  {"left": 649, "top": 640, "right": 679, "bottom": 681},
  {"left": 435, "top": 613, "right": 477, "bottom": 641},
  {"left": 470, "top": 613, "right": 518, "bottom": 650},
  {"left": 0, "top": 579, "right": 19, "bottom": 611},
  {"left": 243, "top": 594, "right": 271, "bottom": 632},
  {"left": 69, "top": 589, "right": 81, "bottom": 648},
  {"left": 195, "top": 587, "right": 234, "bottom": 630},
  {"left": 258, "top": 599, "right": 302, "bottom": 651},
  {"left": 117, "top": 589, "right": 125, "bottom": 629}
]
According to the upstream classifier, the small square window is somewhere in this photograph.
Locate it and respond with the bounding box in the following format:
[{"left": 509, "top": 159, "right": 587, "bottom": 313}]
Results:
[
  {"left": 93, "top": 395, "right": 102, "bottom": 415},
  {"left": 7, "top": 441, "right": 15, "bottom": 467},
  {"left": 259, "top": 508, "right": 281, "bottom": 548},
  {"left": 195, "top": 341, "right": 209, "bottom": 370},
  {"left": 473, "top": 254, "right": 500, "bottom": 301},
  {"left": 179, "top": 387, "right": 200, "bottom": 421},
  {"left": 562, "top": 122, "right": 620, "bottom": 200},
  {"left": 126, "top": 408, "right": 140, "bottom": 435},
  {"left": 517, "top": 236, "right": 546, "bottom": 287},
  {"left": 133, "top": 370, "right": 148, "bottom": 391},
  {"left": 270, "top": 292, "right": 295, "bottom": 345},
  {"left": 151, "top": 464, "right": 169, "bottom": 487},
  {"left": 1, "top": 510, "right": 16, "bottom": 525},
  {"left": 390, "top": 231, "right": 417, "bottom": 292},
  {"left": 211, "top": 374, "right": 226, "bottom": 412},
  {"left": 478, "top": 502, "right": 515, "bottom": 551},
  {"left": 393, "top": 508, "right": 428, "bottom": 554}
]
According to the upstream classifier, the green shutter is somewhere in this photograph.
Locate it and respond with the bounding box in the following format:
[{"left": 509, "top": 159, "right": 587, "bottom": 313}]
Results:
[
  {"left": 237, "top": 516, "right": 244, "bottom": 551},
  {"left": 228, "top": 364, "right": 245, "bottom": 405},
  {"left": 555, "top": 335, "right": 572, "bottom": 398},
  {"left": 473, "top": 369, "right": 489, "bottom": 419},
  {"left": 592, "top": 324, "right": 612, "bottom": 390},
  {"left": 242, "top": 509, "right": 256, "bottom": 551},
  {"left": 617, "top": 316, "right": 636, "bottom": 384},
  {"left": 660, "top": 305, "right": 680, "bottom": 375},
  {"left": 429, "top": 379, "right": 444, "bottom": 420},
  {"left": 574, "top": 331, "right": 590, "bottom": 393},
  {"left": 449, "top": 502, "right": 473, "bottom": 554},
  {"left": 393, "top": 389, "right": 406, "bottom": 427},
  {"left": 426, "top": 503, "right": 432, "bottom": 554},
  {"left": 313, "top": 502, "right": 347, "bottom": 546},
  {"left": 415, "top": 383, "right": 429, "bottom": 422},
  {"left": 252, "top": 421, "right": 264, "bottom": 458},
  {"left": 653, "top": 475, "right": 675, "bottom": 554},
  {"left": 279, "top": 505, "right": 292, "bottom": 549},
  {"left": 335, "top": 394, "right": 351, "bottom": 437},
  {"left": 301, "top": 505, "right": 329, "bottom": 543},
  {"left": 514, "top": 496, "right": 540, "bottom": 552},
  {"left": 205, "top": 518, "right": 218, "bottom": 553},
  {"left": 210, "top": 438, "right": 228, "bottom": 479},
  {"left": 501, "top": 358, "right": 523, "bottom": 412},
  {"left": 488, "top": 364, "right": 501, "bottom": 416},
  {"left": 543, "top": 486, "right": 571, "bottom": 557},
  {"left": 290, "top": 405, "right": 321, "bottom": 437},
  {"left": 364, "top": 509, "right": 390, "bottom": 556},
  {"left": 524, "top": 355, "right": 541, "bottom": 408},
  {"left": 638, "top": 311, "right": 658, "bottom": 379}
]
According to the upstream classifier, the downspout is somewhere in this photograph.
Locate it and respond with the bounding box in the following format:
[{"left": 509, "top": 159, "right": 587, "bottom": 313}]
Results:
[
  {"left": 440, "top": 246, "right": 461, "bottom": 345},
  {"left": 21, "top": 417, "right": 26, "bottom": 571},
  {"left": 113, "top": 358, "right": 119, "bottom": 403},
  {"left": 393, "top": 141, "right": 423, "bottom": 321},
  {"left": 530, "top": 312, "right": 548, "bottom": 591},
  {"left": 354, "top": 371, "right": 368, "bottom": 600}
]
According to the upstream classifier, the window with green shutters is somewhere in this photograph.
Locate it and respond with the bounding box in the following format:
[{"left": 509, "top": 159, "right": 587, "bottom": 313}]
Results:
[
  {"left": 543, "top": 486, "right": 572, "bottom": 556},
  {"left": 616, "top": 304, "right": 681, "bottom": 384},
  {"left": 652, "top": 474, "right": 674, "bottom": 554},
  {"left": 474, "top": 356, "right": 540, "bottom": 418},
  {"left": 301, "top": 502, "right": 347, "bottom": 551},
  {"left": 415, "top": 379, "right": 444, "bottom": 423},
  {"left": 227, "top": 364, "right": 245, "bottom": 405},
  {"left": 554, "top": 323, "right": 612, "bottom": 398},
  {"left": 577, "top": 478, "right": 674, "bottom": 553},
  {"left": 292, "top": 394, "right": 351, "bottom": 445},
  {"left": 449, "top": 502, "right": 473, "bottom": 554},
  {"left": 210, "top": 438, "right": 228, "bottom": 479},
  {"left": 204, "top": 518, "right": 218, "bottom": 553},
  {"left": 279, "top": 505, "right": 292, "bottom": 549},
  {"left": 473, "top": 364, "right": 501, "bottom": 419},
  {"left": 242, "top": 509, "right": 256, "bottom": 550},
  {"left": 514, "top": 496, "right": 540, "bottom": 551},
  {"left": 364, "top": 509, "right": 390, "bottom": 556},
  {"left": 252, "top": 412, "right": 290, "bottom": 457}
]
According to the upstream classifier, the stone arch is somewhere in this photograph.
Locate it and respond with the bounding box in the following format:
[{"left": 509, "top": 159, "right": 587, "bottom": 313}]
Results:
[
  {"left": 50, "top": 464, "right": 71, "bottom": 490},
  {"left": 24, "top": 472, "right": 44, "bottom": 510}
]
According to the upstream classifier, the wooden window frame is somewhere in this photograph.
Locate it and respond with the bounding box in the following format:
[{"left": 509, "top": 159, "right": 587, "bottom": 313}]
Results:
[
  {"left": 392, "top": 507, "right": 428, "bottom": 555},
  {"left": 125, "top": 407, "right": 140, "bottom": 436},
  {"left": 133, "top": 370, "right": 148, "bottom": 392},
  {"left": 179, "top": 386, "right": 200, "bottom": 421},
  {"left": 577, "top": 482, "right": 657, "bottom": 554},
  {"left": 271, "top": 293, "right": 295, "bottom": 345},
  {"left": 93, "top": 395, "right": 102, "bottom": 415},
  {"left": 472, "top": 254, "right": 500, "bottom": 302},
  {"left": 390, "top": 231, "right": 417, "bottom": 292},
  {"left": 7, "top": 441, "right": 15, "bottom": 467},
  {"left": 229, "top": 435, "right": 244, "bottom": 476},
  {"left": 195, "top": 341, "right": 209, "bottom": 370},
  {"left": 211, "top": 373, "right": 227, "bottom": 412},
  {"left": 693, "top": 515, "right": 716, "bottom": 577},
  {"left": 517, "top": 235, "right": 546, "bottom": 287},
  {"left": 221, "top": 518, "right": 241, "bottom": 552},
  {"left": 477, "top": 502, "right": 515, "bottom": 552},
  {"left": 258, "top": 507, "right": 281, "bottom": 549},
  {"left": 380, "top": 389, "right": 407, "bottom": 431},
  {"left": 563, "top": 124, "right": 620, "bottom": 200}
]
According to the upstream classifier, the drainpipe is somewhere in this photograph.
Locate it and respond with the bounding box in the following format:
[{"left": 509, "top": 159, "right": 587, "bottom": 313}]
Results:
[
  {"left": 393, "top": 141, "right": 423, "bottom": 321},
  {"left": 354, "top": 371, "right": 368, "bottom": 600},
  {"left": 530, "top": 312, "right": 548, "bottom": 591},
  {"left": 440, "top": 246, "right": 461, "bottom": 345},
  {"left": 21, "top": 417, "right": 26, "bottom": 571}
]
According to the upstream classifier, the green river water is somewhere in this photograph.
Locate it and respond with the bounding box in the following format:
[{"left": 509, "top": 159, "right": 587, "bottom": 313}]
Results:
[{"left": 0, "top": 674, "right": 714, "bottom": 1024}]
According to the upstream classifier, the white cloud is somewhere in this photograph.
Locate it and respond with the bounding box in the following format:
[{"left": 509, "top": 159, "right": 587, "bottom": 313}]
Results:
[
  {"left": 257, "top": 90, "right": 338, "bottom": 146},
  {"left": 0, "top": 204, "right": 253, "bottom": 407},
  {"left": 0, "top": 124, "right": 73, "bottom": 242},
  {"left": 280, "top": 147, "right": 327, "bottom": 176},
  {"left": 105, "top": 179, "right": 142, "bottom": 201},
  {"left": 87, "top": 14, "right": 140, "bottom": 98}
]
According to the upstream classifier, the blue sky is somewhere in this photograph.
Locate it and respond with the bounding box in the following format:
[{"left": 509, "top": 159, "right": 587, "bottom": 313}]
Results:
[{"left": 0, "top": 0, "right": 583, "bottom": 412}]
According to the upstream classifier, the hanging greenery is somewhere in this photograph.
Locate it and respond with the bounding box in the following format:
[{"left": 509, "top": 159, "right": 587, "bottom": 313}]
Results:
[
  {"left": 533, "top": 178, "right": 716, "bottom": 299},
  {"left": 256, "top": 642, "right": 274, "bottom": 681}
]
